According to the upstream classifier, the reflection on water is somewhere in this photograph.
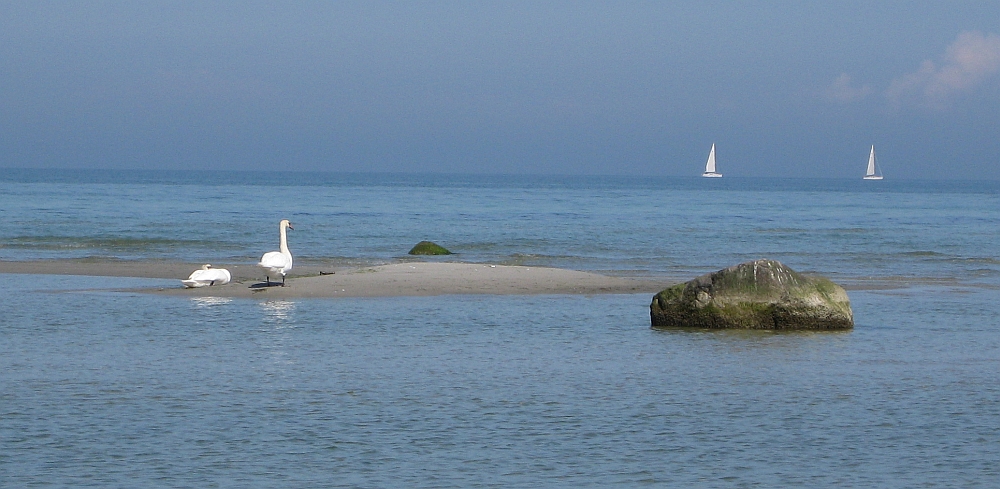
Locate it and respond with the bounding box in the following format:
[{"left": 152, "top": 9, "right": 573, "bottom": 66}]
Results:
[
  {"left": 189, "top": 296, "right": 233, "bottom": 307},
  {"left": 257, "top": 300, "right": 299, "bottom": 372},
  {"left": 259, "top": 300, "right": 296, "bottom": 322}
]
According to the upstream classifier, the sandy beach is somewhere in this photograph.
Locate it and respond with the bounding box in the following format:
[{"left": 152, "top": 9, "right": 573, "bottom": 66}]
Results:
[{"left": 0, "top": 260, "right": 669, "bottom": 298}]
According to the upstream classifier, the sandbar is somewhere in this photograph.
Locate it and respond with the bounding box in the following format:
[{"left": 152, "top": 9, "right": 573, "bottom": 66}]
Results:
[
  {"left": 0, "top": 259, "right": 669, "bottom": 298},
  {"left": 151, "top": 262, "right": 667, "bottom": 298}
]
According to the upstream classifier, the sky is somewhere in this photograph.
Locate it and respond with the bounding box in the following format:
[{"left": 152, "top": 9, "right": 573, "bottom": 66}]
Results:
[{"left": 2, "top": 1, "right": 999, "bottom": 179}]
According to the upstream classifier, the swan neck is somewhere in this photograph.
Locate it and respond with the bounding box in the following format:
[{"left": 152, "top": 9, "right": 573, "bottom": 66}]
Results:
[{"left": 279, "top": 225, "right": 289, "bottom": 254}]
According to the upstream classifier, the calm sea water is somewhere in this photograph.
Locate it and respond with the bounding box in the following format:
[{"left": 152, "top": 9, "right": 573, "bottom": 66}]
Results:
[{"left": 2, "top": 170, "right": 999, "bottom": 486}]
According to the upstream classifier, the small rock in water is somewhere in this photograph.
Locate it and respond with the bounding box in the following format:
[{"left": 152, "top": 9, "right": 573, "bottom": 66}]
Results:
[
  {"left": 650, "top": 259, "right": 853, "bottom": 330},
  {"left": 408, "top": 241, "right": 452, "bottom": 255}
]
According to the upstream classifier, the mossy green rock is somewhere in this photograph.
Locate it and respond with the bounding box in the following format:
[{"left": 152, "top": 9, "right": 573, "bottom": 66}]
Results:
[
  {"left": 650, "top": 259, "right": 853, "bottom": 330},
  {"left": 408, "top": 241, "right": 452, "bottom": 255}
]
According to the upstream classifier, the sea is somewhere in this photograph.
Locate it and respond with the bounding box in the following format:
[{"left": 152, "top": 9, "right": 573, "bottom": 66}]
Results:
[{"left": 2, "top": 169, "right": 999, "bottom": 487}]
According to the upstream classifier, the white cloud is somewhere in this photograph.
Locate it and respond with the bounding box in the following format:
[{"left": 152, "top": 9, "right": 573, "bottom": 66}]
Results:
[
  {"left": 887, "top": 31, "right": 1000, "bottom": 109},
  {"left": 826, "top": 73, "right": 872, "bottom": 103}
]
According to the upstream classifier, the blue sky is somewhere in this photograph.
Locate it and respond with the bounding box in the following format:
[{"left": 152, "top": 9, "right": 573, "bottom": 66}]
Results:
[{"left": 2, "top": 2, "right": 999, "bottom": 178}]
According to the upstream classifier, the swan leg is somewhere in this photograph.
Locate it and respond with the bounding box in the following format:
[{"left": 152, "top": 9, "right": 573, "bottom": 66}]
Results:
[
  {"left": 210, "top": 280, "right": 215, "bottom": 286},
  {"left": 281, "top": 275, "right": 286, "bottom": 287}
]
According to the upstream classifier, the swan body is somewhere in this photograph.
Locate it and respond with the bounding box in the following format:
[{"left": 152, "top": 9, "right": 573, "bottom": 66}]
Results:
[
  {"left": 258, "top": 219, "right": 294, "bottom": 286},
  {"left": 181, "top": 264, "right": 232, "bottom": 288}
]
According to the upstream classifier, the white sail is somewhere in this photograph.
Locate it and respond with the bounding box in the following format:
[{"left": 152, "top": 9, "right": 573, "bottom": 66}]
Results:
[
  {"left": 702, "top": 144, "right": 722, "bottom": 177},
  {"left": 863, "top": 145, "right": 883, "bottom": 180}
]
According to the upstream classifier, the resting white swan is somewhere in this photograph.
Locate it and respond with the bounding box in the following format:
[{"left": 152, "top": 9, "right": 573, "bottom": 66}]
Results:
[
  {"left": 258, "top": 219, "right": 294, "bottom": 286},
  {"left": 181, "top": 264, "right": 232, "bottom": 288}
]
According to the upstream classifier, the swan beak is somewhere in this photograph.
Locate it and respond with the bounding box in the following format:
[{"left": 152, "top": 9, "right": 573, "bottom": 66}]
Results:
[{"left": 287, "top": 223, "right": 294, "bottom": 230}]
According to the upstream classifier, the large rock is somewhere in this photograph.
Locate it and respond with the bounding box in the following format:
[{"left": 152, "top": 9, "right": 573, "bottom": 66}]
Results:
[{"left": 650, "top": 259, "right": 853, "bottom": 330}]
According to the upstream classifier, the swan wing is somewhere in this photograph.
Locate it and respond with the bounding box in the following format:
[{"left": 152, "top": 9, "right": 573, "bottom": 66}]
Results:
[
  {"left": 184, "top": 267, "right": 231, "bottom": 287},
  {"left": 259, "top": 251, "right": 291, "bottom": 272},
  {"left": 188, "top": 269, "right": 213, "bottom": 281},
  {"left": 204, "top": 268, "right": 231, "bottom": 285}
]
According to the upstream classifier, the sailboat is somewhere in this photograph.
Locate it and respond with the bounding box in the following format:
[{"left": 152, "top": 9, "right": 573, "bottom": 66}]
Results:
[
  {"left": 702, "top": 143, "right": 722, "bottom": 177},
  {"left": 863, "top": 145, "right": 883, "bottom": 180}
]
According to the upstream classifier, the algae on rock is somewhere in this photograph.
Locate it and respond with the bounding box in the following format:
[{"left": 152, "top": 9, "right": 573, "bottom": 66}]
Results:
[{"left": 408, "top": 241, "right": 452, "bottom": 255}]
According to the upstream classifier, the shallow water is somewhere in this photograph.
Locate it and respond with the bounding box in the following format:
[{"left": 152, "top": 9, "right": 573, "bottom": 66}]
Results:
[
  {"left": 2, "top": 171, "right": 1000, "bottom": 486},
  {"left": 2, "top": 275, "right": 999, "bottom": 487}
]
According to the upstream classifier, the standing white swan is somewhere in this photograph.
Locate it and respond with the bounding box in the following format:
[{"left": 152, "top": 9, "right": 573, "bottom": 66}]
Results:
[
  {"left": 181, "top": 264, "right": 232, "bottom": 288},
  {"left": 258, "top": 219, "right": 294, "bottom": 286}
]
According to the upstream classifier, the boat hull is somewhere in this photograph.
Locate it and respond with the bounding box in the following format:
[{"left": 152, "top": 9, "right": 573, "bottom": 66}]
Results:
[
  {"left": 862, "top": 175, "right": 883, "bottom": 180},
  {"left": 702, "top": 172, "right": 723, "bottom": 178}
]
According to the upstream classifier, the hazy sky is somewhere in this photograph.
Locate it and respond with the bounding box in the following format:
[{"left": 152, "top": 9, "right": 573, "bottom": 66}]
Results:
[{"left": 2, "top": 1, "right": 999, "bottom": 178}]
